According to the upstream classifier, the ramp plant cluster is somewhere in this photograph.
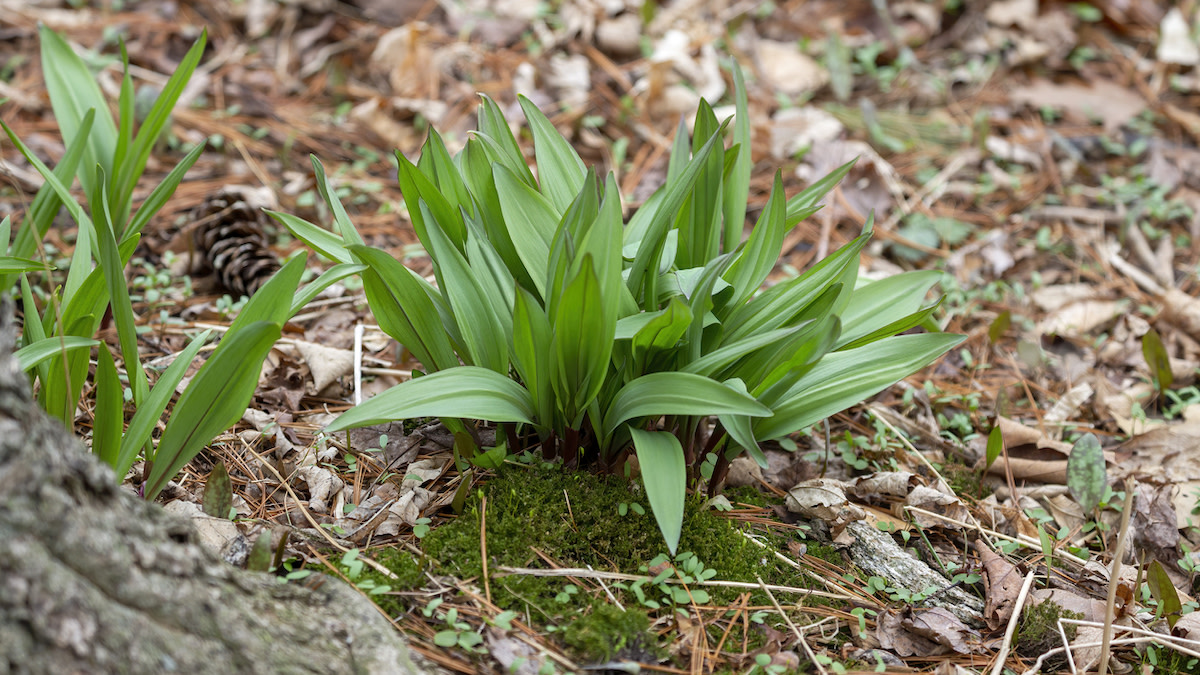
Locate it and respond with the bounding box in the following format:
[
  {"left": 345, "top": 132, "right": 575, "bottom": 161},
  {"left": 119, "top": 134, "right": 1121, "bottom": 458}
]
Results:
[
  {"left": 279, "top": 66, "right": 964, "bottom": 553},
  {"left": 2, "top": 27, "right": 356, "bottom": 498}
]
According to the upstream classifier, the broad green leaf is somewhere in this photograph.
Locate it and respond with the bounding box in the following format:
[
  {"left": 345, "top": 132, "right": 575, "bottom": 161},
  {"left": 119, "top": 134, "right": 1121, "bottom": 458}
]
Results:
[
  {"left": 266, "top": 209, "right": 351, "bottom": 263},
  {"left": 630, "top": 428, "right": 686, "bottom": 555},
  {"left": 145, "top": 321, "right": 282, "bottom": 499},
  {"left": 626, "top": 120, "right": 729, "bottom": 304},
  {"left": 631, "top": 297, "right": 692, "bottom": 374},
  {"left": 418, "top": 129, "right": 474, "bottom": 221},
  {"left": 723, "top": 172, "right": 786, "bottom": 309},
  {"left": 461, "top": 138, "right": 536, "bottom": 292},
  {"left": 511, "top": 287, "right": 554, "bottom": 428},
  {"left": 837, "top": 270, "right": 942, "bottom": 349},
  {"left": 465, "top": 219, "right": 516, "bottom": 343},
  {"left": 474, "top": 94, "right": 536, "bottom": 186},
  {"left": 115, "top": 329, "right": 213, "bottom": 478},
  {"left": 602, "top": 372, "right": 771, "bottom": 443},
  {"left": 546, "top": 171, "right": 601, "bottom": 318},
  {"left": 92, "top": 343, "right": 124, "bottom": 470},
  {"left": 325, "top": 367, "right": 536, "bottom": 432},
  {"left": 422, "top": 202, "right": 508, "bottom": 373},
  {"left": 676, "top": 99, "right": 723, "bottom": 269},
  {"left": 837, "top": 301, "right": 941, "bottom": 352},
  {"left": 311, "top": 156, "right": 365, "bottom": 247},
  {"left": 496, "top": 165, "right": 560, "bottom": 298},
  {"left": 1066, "top": 433, "right": 1106, "bottom": 513},
  {"left": 755, "top": 332, "right": 963, "bottom": 439},
  {"left": 724, "top": 226, "right": 870, "bottom": 343},
  {"left": 518, "top": 95, "right": 586, "bottom": 212},
  {"left": 351, "top": 245, "right": 458, "bottom": 372},
  {"left": 14, "top": 336, "right": 98, "bottom": 372},
  {"left": 681, "top": 326, "right": 801, "bottom": 378},
  {"left": 396, "top": 150, "right": 466, "bottom": 251},
  {"left": 741, "top": 312, "right": 840, "bottom": 397},
  {"left": 39, "top": 25, "right": 118, "bottom": 198},
  {"left": 722, "top": 63, "right": 752, "bottom": 253},
  {"left": 551, "top": 255, "right": 613, "bottom": 425}
]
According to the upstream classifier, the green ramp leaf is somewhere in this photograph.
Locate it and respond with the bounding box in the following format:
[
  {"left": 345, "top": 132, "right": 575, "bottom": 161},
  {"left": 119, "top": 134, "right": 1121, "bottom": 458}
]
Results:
[
  {"left": 326, "top": 367, "right": 535, "bottom": 433},
  {"left": 630, "top": 428, "right": 686, "bottom": 555},
  {"left": 144, "top": 321, "right": 281, "bottom": 499}
]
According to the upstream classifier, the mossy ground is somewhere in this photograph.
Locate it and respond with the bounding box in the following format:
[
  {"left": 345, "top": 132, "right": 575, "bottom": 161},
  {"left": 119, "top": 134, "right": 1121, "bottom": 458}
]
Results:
[{"left": 360, "top": 458, "right": 833, "bottom": 665}]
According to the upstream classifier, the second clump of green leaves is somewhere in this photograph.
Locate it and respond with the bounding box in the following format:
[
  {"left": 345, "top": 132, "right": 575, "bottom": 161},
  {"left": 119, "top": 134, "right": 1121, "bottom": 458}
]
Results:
[{"left": 275, "top": 65, "right": 964, "bottom": 554}]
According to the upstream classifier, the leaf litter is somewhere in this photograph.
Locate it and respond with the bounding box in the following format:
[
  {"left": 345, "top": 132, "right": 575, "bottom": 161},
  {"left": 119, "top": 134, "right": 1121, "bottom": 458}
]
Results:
[{"left": 4, "top": 0, "right": 1200, "bottom": 672}]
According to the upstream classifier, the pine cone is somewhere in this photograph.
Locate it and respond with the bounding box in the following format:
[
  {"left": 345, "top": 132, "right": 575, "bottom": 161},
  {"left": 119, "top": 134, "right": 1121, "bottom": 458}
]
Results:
[{"left": 190, "top": 191, "right": 281, "bottom": 298}]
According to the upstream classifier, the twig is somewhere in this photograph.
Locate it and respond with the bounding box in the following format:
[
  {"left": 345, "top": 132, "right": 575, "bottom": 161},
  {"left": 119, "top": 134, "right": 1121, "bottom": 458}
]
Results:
[
  {"left": 480, "top": 493, "right": 491, "bottom": 604},
  {"left": 495, "top": 566, "right": 844, "bottom": 598},
  {"left": 757, "top": 576, "right": 827, "bottom": 675},
  {"left": 989, "top": 570, "right": 1036, "bottom": 675},
  {"left": 1098, "top": 479, "right": 1136, "bottom": 675}
]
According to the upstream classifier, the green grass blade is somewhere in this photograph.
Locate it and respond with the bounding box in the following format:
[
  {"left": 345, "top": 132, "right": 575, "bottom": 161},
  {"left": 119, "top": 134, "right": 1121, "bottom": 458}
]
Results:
[
  {"left": 145, "top": 321, "right": 282, "bottom": 499},
  {"left": 630, "top": 428, "right": 686, "bottom": 555},
  {"left": 4, "top": 108, "right": 93, "bottom": 286},
  {"left": 325, "top": 366, "right": 536, "bottom": 432},
  {"left": 115, "top": 329, "right": 213, "bottom": 478}
]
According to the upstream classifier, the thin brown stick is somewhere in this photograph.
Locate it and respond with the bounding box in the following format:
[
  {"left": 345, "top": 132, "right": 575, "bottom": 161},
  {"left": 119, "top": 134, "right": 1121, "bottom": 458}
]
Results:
[
  {"left": 1098, "top": 479, "right": 1136, "bottom": 675},
  {"left": 480, "top": 492, "right": 491, "bottom": 604}
]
